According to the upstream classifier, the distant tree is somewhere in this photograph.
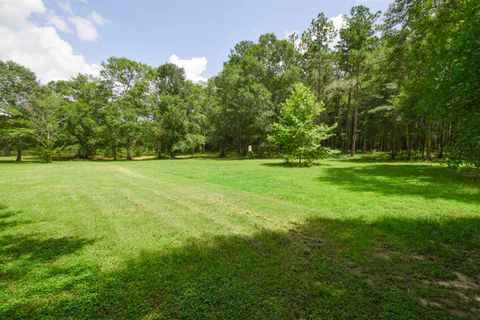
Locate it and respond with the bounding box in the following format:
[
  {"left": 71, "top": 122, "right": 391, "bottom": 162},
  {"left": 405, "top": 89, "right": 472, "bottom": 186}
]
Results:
[
  {"left": 212, "top": 33, "right": 302, "bottom": 155},
  {"left": 214, "top": 64, "right": 274, "bottom": 155},
  {"left": 150, "top": 63, "right": 187, "bottom": 158},
  {"left": 31, "top": 91, "right": 63, "bottom": 162},
  {"left": 301, "top": 12, "right": 336, "bottom": 100},
  {"left": 154, "top": 63, "right": 186, "bottom": 95},
  {"left": 101, "top": 57, "right": 152, "bottom": 160},
  {"left": 178, "top": 82, "right": 210, "bottom": 154},
  {"left": 268, "top": 83, "right": 335, "bottom": 165},
  {"left": 52, "top": 75, "right": 110, "bottom": 159},
  {"left": 337, "top": 6, "right": 380, "bottom": 156},
  {"left": 385, "top": 0, "right": 480, "bottom": 166},
  {"left": 0, "top": 61, "right": 39, "bottom": 161}
]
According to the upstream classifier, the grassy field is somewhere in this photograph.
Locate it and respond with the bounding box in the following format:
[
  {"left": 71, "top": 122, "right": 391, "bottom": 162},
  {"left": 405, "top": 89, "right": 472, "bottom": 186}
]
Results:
[{"left": 0, "top": 158, "right": 479, "bottom": 319}]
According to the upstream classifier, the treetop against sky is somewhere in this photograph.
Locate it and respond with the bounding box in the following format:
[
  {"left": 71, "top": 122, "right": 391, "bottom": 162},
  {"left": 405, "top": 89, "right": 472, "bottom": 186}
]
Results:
[{"left": 0, "top": 0, "right": 391, "bottom": 83}]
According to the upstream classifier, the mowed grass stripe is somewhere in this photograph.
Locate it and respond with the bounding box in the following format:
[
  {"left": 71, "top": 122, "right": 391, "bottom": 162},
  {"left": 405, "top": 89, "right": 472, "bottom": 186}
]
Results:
[{"left": 109, "top": 164, "right": 299, "bottom": 235}]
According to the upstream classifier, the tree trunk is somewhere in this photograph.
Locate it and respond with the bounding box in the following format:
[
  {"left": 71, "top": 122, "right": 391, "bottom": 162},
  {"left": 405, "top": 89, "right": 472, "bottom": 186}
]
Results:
[
  {"left": 391, "top": 140, "right": 397, "bottom": 159},
  {"left": 345, "top": 88, "right": 352, "bottom": 153},
  {"left": 113, "top": 145, "right": 117, "bottom": 161},
  {"left": 421, "top": 136, "right": 425, "bottom": 160},
  {"left": 414, "top": 120, "right": 419, "bottom": 160},
  {"left": 405, "top": 124, "right": 412, "bottom": 160},
  {"left": 126, "top": 138, "right": 133, "bottom": 160},
  {"left": 438, "top": 126, "right": 445, "bottom": 158},
  {"left": 156, "top": 141, "right": 162, "bottom": 159},
  {"left": 3, "top": 145, "right": 10, "bottom": 157},
  {"left": 426, "top": 126, "right": 432, "bottom": 161},
  {"left": 351, "top": 104, "right": 358, "bottom": 156},
  {"left": 16, "top": 140, "right": 22, "bottom": 162}
]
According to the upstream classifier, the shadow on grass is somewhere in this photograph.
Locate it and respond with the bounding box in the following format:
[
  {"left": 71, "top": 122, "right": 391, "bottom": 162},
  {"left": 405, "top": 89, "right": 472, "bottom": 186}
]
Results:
[
  {"left": 261, "top": 162, "right": 330, "bottom": 168},
  {"left": 0, "top": 204, "right": 96, "bottom": 296},
  {"left": 2, "top": 214, "right": 479, "bottom": 319},
  {"left": 0, "top": 234, "right": 95, "bottom": 264},
  {"left": 333, "top": 152, "right": 413, "bottom": 163},
  {"left": 0, "top": 159, "right": 40, "bottom": 164},
  {"left": 0, "top": 206, "right": 29, "bottom": 229},
  {"left": 339, "top": 158, "right": 401, "bottom": 163},
  {"left": 318, "top": 163, "right": 480, "bottom": 204}
]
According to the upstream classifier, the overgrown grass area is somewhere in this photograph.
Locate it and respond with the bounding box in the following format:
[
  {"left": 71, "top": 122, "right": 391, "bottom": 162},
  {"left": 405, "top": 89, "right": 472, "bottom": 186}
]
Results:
[{"left": 0, "top": 158, "right": 479, "bottom": 319}]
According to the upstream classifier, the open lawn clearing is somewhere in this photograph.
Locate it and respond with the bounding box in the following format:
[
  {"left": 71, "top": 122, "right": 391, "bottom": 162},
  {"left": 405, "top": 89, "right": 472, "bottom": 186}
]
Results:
[{"left": 0, "top": 159, "right": 479, "bottom": 319}]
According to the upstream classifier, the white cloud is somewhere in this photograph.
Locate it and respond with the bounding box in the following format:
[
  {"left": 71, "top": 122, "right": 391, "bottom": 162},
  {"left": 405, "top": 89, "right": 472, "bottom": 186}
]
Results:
[
  {"left": 88, "top": 10, "right": 108, "bottom": 26},
  {"left": 168, "top": 55, "right": 208, "bottom": 83},
  {"left": 329, "top": 14, "right": 347, "bottom": 47},
  {"left": 58, "top": 1, "right": 73, "bottom": 14},
  {"left": 57, "top": 3, "right": 109, "bottom": 42},
  {"left": 284, "top": 30, "right": 298, "bottom": 41},
  {"left": 46, "top": 11, "right": 72, "bottom": 33},
  {"left": 330, "top": 14, "right": 347, "bottom": 32},
  {"left": 0, "top": 0, "right": 46, "bottom": 28},
  {"left": 0, "top": 0, "right": 101, "bottom": 83},
  {"left": 0, "top": 25, "right": 100, "bottom": 83},
  {"left": 69, "top": 16, "right": 99, "bottom": 41},
  {"left": 284, "top": 30, "right": 305, "bottom": 54}
]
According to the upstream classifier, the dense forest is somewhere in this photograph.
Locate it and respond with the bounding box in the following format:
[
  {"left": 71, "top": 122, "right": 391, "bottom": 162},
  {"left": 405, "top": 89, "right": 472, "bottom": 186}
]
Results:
[{"left": 1, "top": 0, "right": 479, "bottom": 166}]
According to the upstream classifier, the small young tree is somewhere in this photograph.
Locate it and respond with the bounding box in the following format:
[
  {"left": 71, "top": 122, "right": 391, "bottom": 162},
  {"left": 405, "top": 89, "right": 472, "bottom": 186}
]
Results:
[{"left": 268, "top": 83, "right": 334, "bottom": 165}]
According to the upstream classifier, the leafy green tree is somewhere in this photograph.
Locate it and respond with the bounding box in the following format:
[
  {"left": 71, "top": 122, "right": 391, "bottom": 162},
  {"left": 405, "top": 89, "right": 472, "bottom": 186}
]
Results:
[
  {"left": 337, "top": 6, "right": 380, "bottom": 156},
  {"left": 52, "top": 75, "right": 110, "bottom": 159},
  {"left": 268, "top": 83, "right": 335, "bottom": 164},
  {"left": 155, "top": 94, "right": 187, "bottom": 157},
  {"left": 385, "top": 0, "right": 480, "bottom": 166},
  {"left": 178, "top": 82, "right": 210, "bottom": 154},
  {"left": 101, "top": 57, "right": 152, "bottom": 160},
  {"left": 149, "top": 63, "right": 186, "bottom": 158},
  {"left": 301, "top": 12, "right": 336, "bottom": 100},
  {"left": 212, "top": 33, "right": 302, "bottom": 155},
  {"left": 0, "top": 61, "right": 39, "bottom": 161},
  {"left": 154, "top": 63, "right": 186, "bottom": 95},
  {"left": 31, "top": 91, "right": 64, "bottom": 162},
  {"left": 214, "top": 64, "right": 274, "bottom": 155}
]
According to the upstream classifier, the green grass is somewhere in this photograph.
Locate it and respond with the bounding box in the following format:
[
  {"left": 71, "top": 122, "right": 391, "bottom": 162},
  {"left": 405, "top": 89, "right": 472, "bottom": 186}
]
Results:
[{"left": 0, "top": 158, "right": 479, "bottom": 319}]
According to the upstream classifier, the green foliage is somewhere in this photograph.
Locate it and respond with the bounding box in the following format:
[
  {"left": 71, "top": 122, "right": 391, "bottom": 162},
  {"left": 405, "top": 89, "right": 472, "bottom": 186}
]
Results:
[
  {"left": 0, "top": 61, "right": 40, "bottom": 160},
  {"left": 214, "top": 64, "right": 275, "bottom": 155},
  {"left": 212, "top": 33, "right": 302, "bottom": 155},
  {"left": 51, "top": 75, "right": 110, "bottom": 159},
  {"left": 385, "top": 0, "right": 480, "bottom": 166},
  {"left": 269, "top": 84, "right": 334, "bottom": 164},
  {"left": 0, "top": 2, "right": 478, "bottom": 164},
  {"left": 101, "top": 57, "right": 153, "bottom": 160},
  {"left": 173, "top": 133, "right": 206, "bottom": 154},
  {"left": 31, "top": 92, "right": 64, "bottom": 162}
]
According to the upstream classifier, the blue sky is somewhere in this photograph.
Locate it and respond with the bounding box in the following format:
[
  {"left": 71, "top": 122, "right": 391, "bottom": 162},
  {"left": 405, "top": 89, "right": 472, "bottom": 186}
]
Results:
[{"left": 0, "top": 0, "right": 392, "bottom": 82}]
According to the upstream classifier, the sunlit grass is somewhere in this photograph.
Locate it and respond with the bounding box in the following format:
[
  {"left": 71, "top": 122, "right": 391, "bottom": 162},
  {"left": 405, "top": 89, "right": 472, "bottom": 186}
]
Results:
[{"left": 0, "top": 158, "right": 479, "bottom": 319}]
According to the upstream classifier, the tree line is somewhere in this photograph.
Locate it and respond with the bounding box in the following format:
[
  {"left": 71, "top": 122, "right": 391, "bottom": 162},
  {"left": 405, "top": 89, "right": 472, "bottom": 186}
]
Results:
[{"left": 1, "top": 0, "right": 479, "bottom": 166}]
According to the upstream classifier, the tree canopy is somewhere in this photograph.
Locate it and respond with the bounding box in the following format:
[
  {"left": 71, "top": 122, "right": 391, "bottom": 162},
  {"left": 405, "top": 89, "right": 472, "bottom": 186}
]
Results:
[
  {"left": 268, "top": 83, "right": 334, "bottom": 164},
  {"left": 1, "top": 1, "right": 478, "bottom": 167}
]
